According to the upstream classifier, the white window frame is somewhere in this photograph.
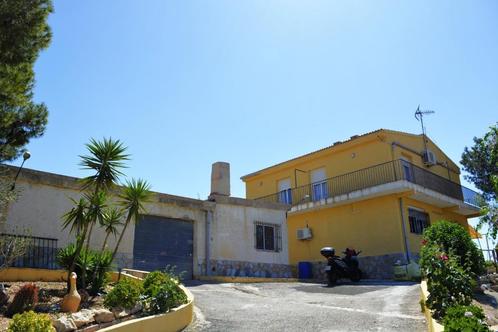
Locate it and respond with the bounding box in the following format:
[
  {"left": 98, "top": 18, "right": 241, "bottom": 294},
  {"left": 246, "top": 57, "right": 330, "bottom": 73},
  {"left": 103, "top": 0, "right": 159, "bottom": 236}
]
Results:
[
  {"left": 254, "top": 222, "right": 282, "bottom": 252},
  {"left": 277, "top": 178, "right": 292, "bottom": 204},
  {"left": 311, "top": 168, "right": 328, "bottom": 201}
]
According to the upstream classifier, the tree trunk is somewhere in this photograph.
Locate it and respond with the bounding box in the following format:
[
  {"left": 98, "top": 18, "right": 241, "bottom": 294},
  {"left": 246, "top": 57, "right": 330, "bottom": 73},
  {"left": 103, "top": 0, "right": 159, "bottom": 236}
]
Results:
[
  {"left": 81, "top": 221, "right": 97, "bottom": 289},
  {"left": 67, "top": 225, "right": 88, "bottom": 292},
  {"left": 88, "top": 231, "right": 111, "bottom": 293},
  {"left": 111, "top": 214, "right": 131, "bottom": 263},
  {"left": 101, "top": 232, "right": 110, "bottom": 252},
  {"left": 81, "top": 185, "right": 101, "bottom": 289}
]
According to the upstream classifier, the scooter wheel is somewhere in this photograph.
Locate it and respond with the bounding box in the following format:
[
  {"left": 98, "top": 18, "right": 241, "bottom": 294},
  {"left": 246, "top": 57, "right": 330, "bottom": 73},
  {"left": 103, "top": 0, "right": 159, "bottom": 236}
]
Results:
[
  {"left": 350, "top": 269, "right": 361, "bottom": 282},
  {"left": 327, "top": 271, "right": 338, "bottom": 286}
]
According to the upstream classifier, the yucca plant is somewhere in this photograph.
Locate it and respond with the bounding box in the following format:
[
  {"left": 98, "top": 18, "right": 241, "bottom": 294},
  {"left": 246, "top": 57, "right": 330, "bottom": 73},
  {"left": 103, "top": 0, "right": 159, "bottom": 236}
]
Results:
[
  {"left": 100, "top": 207, "right": 124, "bottom": 251},
  {"left": 112, "top": 178, "right": 152, "bottom": 261},
  {"left": 61, "top": 197, "right": 89, "bottom": 236},
  {"left": 88, "top": 250, "right": 114, "bottom": 295},
  {"left": 61, "top": 198, "right": 89, "bottom": 290},
  {"left": 81, "top": 190, "right": 107, "bottom": 288},
  {"left": 78, "top": 137, "right": 128, "bottom": 289},
  {"left": 79, "top": 138, "right": 129, "bottom": 192},
  {"left": 88, "top": 207, "right": 123, "bottom": 292}
]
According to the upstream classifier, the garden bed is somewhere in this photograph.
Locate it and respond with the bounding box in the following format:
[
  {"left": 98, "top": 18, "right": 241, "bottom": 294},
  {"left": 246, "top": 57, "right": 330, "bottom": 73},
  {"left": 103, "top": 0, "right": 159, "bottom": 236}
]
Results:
[
  {"left": 0, "top": 269, "right": 193, "bottom": 332},
  {"left": 0, "top": 281, "right": 142, "bottom": 331}
]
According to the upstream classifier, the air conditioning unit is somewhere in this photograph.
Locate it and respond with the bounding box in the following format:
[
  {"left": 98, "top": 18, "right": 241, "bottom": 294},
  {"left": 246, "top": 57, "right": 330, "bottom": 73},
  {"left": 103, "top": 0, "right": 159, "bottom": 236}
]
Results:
[
  {"left": 422, "top": 150, "right": 437, "bottom": 166},
  {"left": 297, "top": 228, "right": 312, "bottom": 240}
]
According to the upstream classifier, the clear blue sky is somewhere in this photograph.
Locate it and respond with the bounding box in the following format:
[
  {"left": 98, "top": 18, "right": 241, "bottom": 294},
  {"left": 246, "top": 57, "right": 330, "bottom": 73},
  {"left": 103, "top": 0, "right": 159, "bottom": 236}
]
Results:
[{"left": 10, "top": 1, "right": 498, "bottom": 203}]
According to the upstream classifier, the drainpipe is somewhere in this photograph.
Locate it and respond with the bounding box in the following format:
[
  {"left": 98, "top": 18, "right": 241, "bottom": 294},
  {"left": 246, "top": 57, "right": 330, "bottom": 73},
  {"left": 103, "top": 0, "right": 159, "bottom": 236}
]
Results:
[
  {"left": 205, "top": 210, "right": 213, "bottom": 276},
  {"left": 398, "top": 197, "right": 411, "bottom": 263}
]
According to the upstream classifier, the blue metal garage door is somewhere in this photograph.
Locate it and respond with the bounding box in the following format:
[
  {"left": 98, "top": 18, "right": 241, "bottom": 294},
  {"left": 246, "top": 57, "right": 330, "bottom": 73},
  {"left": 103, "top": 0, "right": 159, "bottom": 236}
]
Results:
[{"left": 133, "top": 215, "right": 193, "bottom": 279}]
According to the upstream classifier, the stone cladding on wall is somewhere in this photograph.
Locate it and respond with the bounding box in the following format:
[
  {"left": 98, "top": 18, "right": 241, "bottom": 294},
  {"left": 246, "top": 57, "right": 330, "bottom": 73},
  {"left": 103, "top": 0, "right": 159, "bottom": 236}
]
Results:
[{"left": 209, "top": 259, "right": 293, "bottom": 278}]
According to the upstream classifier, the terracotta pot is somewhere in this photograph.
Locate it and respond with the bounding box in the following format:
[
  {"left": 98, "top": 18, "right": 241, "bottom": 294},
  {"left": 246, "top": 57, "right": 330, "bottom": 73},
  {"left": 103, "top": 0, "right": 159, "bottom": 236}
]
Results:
[{"left": 61, "top": 272, "right": 81, "bottom": 313}]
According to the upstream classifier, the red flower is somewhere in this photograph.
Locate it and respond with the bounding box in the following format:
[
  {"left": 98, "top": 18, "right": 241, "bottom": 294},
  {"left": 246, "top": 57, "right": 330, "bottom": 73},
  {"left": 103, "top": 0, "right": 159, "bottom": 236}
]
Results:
[
  {"left": 439, "top": 254, "right": 448, "bottom": 261},
  {"left": 421, "top": 239, "right": 428, "bottom": 246}
]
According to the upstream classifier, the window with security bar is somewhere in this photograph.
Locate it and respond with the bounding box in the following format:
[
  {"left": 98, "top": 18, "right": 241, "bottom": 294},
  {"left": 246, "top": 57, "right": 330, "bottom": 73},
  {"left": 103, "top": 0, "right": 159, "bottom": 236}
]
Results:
[
  {"left": 254, "top": 222, "right": 281, "bottom": 252},
  {"left": 408, "top": 208, "right": 430, "bottom": 234}
]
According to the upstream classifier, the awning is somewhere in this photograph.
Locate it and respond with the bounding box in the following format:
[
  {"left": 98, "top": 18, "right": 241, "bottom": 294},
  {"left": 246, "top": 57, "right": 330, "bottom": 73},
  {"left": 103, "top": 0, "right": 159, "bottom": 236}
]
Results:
[{"left": 469, "top": 225, "right": 482, "bottom": 239}]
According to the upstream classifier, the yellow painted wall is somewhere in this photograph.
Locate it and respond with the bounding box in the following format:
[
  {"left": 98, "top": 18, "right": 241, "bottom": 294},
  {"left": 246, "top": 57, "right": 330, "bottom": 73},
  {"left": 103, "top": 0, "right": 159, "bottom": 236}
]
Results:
[
  {"left": 0, "top": 268, "right": 67, "bottom": 282},
  {"left": 386, "top": 131, "right": 461, "bottom": 184},
  {"left": 245, "top": 134, "right": 392, "bottom": 199},
  {"left": 243, "top": 129, "right": 471, "bottom": 264},
  {"left": 244, "top": 130, "right": 462, "bottom": 200},
  {"left": 402, "top": 197, "right": 469, "bottom": 254},
  {"left": 286, "top": 195, "right": 471, "bottom": 264},
  {"left": 287, "top": 195, "right": 405, "bottom": 264}
]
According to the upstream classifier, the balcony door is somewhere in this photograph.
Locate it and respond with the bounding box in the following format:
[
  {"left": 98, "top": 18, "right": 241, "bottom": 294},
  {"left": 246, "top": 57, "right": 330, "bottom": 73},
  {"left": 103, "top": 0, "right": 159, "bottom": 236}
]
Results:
[
  {"left": 311, "top": 168, "right": 328, "bottom": 201},
  {"left": 277, "top": 178, "right": 292, "bottom": 204},
  {"left": 401, "top": 158, "right": 414, "bottom": 182}
]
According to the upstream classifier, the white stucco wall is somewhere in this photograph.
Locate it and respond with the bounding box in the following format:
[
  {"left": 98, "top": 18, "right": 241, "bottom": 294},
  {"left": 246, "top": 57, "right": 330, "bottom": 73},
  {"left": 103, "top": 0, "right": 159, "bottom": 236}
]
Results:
[
  {"left": 211, "top": 202, "right": 289, "bottom": 265},
  {"left": 5, "top": 180, "right": 134, "bottom": 258},
  {"left": 3, "top": 168, "right": 290, "bottom": 277},
  {"left": 4, "top": 177, "right": 210, "bottom": 276}
]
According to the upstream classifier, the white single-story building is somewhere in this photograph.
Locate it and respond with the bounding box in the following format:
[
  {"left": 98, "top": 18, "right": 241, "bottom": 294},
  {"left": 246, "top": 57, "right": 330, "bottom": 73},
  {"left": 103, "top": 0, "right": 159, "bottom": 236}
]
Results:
[{"left": 1, "top": 162, "right": 291, "bottom": 279}]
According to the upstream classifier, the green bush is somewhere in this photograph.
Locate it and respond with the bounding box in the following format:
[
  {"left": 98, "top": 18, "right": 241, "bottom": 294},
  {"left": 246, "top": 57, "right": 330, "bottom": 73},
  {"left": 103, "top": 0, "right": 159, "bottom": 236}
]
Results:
[
  {"left": 141, "top": 271, "right": 188, "bottom": 314},
  {"left": 142, "top": 271, "right": 169, "bottom": 295},
  {"left": 443, "top": 305, "right": 490, "bottom": 332},
  {"left": 420, "top": 220, "right": 485, "bottom": 277},
  {"left": 87, "top": 250, "right": 114, "bottom": 295},
  {"left": 6, "top": 284, "right": 39, "bottom": 317},
  {"left": 8, "top": 311, "right": 53, "bottom": 332},
  {"left": 104, "top": 277, "right": 143, "bottom": 310},
  {"left": 423, "top": 244, "right": 473, "bottom": 319},
  {"left": 56, "top": 244, "right": 114, "bottom": 293}
]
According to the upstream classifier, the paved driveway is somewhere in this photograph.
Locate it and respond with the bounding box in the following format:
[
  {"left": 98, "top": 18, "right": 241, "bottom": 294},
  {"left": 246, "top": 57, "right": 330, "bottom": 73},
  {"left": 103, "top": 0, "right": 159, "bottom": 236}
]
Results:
[{"left": 184, "top": 280, "right": 426, "bottom": 332}]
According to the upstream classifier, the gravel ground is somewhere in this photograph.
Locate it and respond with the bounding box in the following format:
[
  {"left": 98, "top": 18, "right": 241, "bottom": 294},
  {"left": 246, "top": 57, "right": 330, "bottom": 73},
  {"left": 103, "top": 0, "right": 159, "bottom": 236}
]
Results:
[{"left": 184, "top": 280, "right": 426, "bottom": 332}]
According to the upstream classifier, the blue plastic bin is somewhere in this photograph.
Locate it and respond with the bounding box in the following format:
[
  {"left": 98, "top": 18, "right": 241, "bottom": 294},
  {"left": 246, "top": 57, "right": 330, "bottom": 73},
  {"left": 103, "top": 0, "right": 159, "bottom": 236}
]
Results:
[{"left": 298, "top": 261, "right": 313, "bottom": 279}]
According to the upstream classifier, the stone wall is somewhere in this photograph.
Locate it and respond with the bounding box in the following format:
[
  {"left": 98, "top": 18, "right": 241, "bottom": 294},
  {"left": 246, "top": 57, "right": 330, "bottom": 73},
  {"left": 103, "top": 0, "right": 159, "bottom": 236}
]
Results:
[
  {"left": 309, "top": 252, "right": 409, "bottom": 281},
  {"left": 209, "top": 259, "right": 293, "bottom": 278}
]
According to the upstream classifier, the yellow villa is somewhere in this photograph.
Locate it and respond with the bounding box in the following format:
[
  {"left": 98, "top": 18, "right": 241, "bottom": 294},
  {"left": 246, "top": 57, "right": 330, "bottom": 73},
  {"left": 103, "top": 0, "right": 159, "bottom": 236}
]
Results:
[{"left": 241, "top": 129, "right": 481, "bottom": 278}]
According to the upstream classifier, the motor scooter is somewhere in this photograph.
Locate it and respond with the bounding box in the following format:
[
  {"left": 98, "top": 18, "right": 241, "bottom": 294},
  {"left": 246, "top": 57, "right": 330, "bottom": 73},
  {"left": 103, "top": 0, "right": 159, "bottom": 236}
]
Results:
[{"left": 320, "top": 247, "right": 362, "bottom": 286}]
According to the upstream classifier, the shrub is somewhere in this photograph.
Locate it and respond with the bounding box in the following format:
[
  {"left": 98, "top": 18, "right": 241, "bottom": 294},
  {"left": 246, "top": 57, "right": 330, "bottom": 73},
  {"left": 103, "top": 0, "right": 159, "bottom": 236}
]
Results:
[
  {"left": 420, "top": 220, "right": 485, "bottom": 277},
  {"left": 7, "top": 311, "right": 53, "bottom": 332},
  {"left": 6, "top": 284, "right": 39, "bottom": 317},
  {"left": 142, "top": 271, "right": 169, "bottom": 294},
  {"left": 141, "top": 271, "right": 188, "bottom": 314},
  {"left": 88, "top": 250, "right": 114, "bottom": 295},
  {"left": 442, "top": 305, "right": 490, "bottom": 332},
  {"left": 57, "top": 244, "right": 114, "bottom": 293},
  {"left": 423, "top": 245, "right": 473, "bottom": 319},
  {"left": 104, "top": 277, "right": 142, "bottom": 310}
]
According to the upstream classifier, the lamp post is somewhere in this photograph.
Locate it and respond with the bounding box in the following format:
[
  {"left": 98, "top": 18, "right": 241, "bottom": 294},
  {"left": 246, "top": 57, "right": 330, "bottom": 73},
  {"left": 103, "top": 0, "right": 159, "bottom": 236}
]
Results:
[{"left": 10, "top": 151, "right": 31, "bottom": 191}]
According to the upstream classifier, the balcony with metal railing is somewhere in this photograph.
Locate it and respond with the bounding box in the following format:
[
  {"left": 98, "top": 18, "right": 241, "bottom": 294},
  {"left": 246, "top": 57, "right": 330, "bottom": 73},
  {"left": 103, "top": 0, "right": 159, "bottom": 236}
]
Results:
[{"left": 254, "top": 159, "right": 481, "bottom": 216}]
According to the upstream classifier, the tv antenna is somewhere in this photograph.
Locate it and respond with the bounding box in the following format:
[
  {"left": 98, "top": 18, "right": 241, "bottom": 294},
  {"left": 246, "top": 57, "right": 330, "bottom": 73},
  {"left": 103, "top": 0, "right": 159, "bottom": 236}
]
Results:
[{"left": 414, "top": 105, "right": 435, "bottom": 152}]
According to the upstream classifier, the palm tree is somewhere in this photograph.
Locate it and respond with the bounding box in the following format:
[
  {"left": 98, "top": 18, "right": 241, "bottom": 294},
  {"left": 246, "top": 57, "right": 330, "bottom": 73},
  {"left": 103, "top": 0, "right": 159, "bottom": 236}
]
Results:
[
  {"left": 79, "top": 137, "right": 129, "bottom": 192},
  {"left": 80, "top": 191, "right": 107, "bottom": 288},
  {"left": 62, "top": 197, "right": 89, "bottom": 237},
  {"left": 83, "top": 190, "right": 107, "bottom": 247},
  {"left": 112, "top": 178, "right": 152, "bottom": 261},
  {"left": 89, "top": 207, "right": 124, "bottom": 286},
  {"left": 61, "top": 197, "right": 89, "bottom": 290},
  {"left": 79, "top": 137, "right": 128, "bottom": 247},
  {"left": 100, "top": 207, "right": 124, "bottom": 251},
  {"left": 79, "top": 137, "right": 128, "bottom": 288}
]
